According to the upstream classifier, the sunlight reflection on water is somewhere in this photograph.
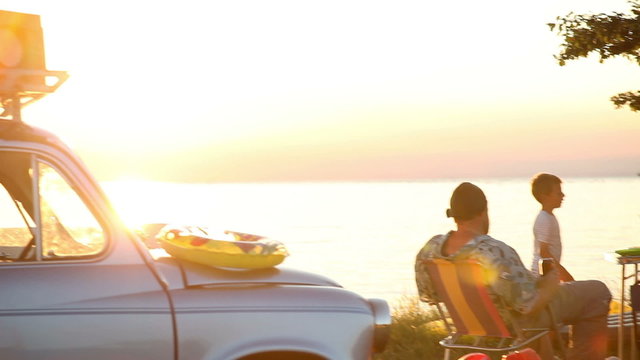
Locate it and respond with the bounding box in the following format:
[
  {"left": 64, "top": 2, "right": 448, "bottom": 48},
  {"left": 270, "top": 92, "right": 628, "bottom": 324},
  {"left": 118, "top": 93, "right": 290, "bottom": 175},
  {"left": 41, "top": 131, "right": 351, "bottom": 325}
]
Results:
[{"left": 103, "top": 177, "right": 640, "bottom": 304}]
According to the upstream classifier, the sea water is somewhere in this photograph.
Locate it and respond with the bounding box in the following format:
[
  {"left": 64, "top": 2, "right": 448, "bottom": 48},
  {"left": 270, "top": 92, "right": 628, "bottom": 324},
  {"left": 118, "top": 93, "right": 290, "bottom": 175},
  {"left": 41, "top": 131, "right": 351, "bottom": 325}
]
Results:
[{"left": 104, "top": 177, "right": 640, "bottom": 305}]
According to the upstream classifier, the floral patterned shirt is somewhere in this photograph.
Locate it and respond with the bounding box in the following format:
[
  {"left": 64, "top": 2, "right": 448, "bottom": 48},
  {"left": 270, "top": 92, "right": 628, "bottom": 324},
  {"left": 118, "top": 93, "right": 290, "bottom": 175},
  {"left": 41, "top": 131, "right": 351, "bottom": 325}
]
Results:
[{"left": 415, "top": 231, "right": 538, "bottom": 314}]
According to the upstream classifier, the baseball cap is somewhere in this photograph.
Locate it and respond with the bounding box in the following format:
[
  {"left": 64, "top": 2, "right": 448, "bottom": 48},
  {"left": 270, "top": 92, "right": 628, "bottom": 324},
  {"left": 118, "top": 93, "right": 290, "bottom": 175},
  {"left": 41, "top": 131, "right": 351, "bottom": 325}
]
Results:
[{"left": 446, "top": 182, "right": 487, "bottom": 220}]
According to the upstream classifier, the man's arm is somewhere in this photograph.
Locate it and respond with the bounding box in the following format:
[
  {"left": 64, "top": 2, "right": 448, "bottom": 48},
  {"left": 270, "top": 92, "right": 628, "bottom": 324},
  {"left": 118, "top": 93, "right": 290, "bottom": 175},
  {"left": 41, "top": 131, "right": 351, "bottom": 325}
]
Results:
[
  {"left": 524, "top": 268, "right": 561, "bottom": 315},
  {"left": 485, "top": 241, "right": 547, "bottom": 315}
]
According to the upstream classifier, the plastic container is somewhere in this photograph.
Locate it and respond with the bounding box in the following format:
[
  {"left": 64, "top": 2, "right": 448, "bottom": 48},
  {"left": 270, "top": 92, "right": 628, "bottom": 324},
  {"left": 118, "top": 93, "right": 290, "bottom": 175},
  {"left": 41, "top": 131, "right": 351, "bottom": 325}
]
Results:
[
  {"left": 457, "top": 353, "right": 490, "bottom": 360},
  {"left": 502, "top": 348, "right": 542, "bottom": 360}
]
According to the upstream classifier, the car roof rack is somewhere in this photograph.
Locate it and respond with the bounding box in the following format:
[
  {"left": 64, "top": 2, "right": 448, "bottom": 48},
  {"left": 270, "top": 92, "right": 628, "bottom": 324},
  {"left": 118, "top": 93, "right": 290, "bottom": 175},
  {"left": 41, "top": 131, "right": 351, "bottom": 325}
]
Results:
[
  {"left": 1, "top": 10, "right": 68, "bottom": 123},
  {"left": 0, "top": 69, "right": 68, "bottom": 123}
]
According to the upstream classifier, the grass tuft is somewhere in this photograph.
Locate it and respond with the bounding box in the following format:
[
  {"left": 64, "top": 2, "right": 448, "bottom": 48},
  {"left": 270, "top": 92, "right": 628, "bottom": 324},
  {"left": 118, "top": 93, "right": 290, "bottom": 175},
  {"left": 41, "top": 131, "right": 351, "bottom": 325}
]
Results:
[{"left": 374, "top": 296, "right": 447, "bottom": 360}]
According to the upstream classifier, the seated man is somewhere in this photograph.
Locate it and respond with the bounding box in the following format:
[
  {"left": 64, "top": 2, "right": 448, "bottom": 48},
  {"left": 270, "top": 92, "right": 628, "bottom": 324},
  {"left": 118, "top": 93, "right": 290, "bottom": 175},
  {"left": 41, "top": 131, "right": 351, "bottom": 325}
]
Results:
[{"left": 415, "top": 182, "right": 611, "bottom": 360}]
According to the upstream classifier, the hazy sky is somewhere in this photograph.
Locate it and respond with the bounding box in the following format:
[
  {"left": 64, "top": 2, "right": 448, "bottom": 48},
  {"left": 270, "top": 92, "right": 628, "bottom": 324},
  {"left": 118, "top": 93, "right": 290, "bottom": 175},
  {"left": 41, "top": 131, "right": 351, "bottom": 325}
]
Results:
[{"left": 5, "top": 0, "right": 640, "bottom": 182}]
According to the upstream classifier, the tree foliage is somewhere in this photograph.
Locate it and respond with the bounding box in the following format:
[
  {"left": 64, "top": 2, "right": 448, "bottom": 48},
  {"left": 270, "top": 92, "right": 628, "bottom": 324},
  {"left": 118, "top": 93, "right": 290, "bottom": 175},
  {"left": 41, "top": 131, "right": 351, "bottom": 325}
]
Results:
[{"left": 549, "top": 1, "right": 640, "bottom": 111}]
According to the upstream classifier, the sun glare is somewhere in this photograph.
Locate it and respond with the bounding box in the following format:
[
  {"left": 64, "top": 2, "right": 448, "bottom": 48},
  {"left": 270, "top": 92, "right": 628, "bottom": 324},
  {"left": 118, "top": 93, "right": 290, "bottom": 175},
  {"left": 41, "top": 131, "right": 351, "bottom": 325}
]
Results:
[
  {"left": 101, "top": 178, "right": 219, "bottom": 232},
  {"left": 101, "top": 177, "right": 161, "bottom": 229}
]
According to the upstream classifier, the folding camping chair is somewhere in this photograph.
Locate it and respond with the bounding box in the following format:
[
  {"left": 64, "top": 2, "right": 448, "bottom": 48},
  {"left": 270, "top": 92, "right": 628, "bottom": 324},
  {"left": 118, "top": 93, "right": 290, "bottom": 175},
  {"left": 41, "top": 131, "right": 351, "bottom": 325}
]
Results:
[{"left": 420, "top": 258, "right": 566, "bottom": 360}]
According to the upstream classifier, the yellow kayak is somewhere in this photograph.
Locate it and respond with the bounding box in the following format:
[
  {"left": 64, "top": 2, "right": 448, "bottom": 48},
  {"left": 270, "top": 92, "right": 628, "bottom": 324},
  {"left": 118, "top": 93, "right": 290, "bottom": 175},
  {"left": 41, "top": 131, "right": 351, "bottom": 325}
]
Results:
[{"left": 157, "top": 226, "right": 288, "bottom": 269}]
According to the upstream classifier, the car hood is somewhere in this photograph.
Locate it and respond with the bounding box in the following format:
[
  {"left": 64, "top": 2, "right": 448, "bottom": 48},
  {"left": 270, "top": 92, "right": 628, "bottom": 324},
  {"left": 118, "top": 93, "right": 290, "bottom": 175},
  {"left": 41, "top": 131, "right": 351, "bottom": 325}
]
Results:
[{"left": 151, "top": 250, "right": 342, "bottom": 289}]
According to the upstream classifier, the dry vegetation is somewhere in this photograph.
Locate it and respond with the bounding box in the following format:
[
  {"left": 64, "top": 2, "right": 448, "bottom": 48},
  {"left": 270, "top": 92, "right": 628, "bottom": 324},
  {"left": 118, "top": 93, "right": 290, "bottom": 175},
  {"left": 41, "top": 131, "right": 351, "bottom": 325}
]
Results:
[{"left": 373, "top": 296, "right": 448, "bottom": 360}]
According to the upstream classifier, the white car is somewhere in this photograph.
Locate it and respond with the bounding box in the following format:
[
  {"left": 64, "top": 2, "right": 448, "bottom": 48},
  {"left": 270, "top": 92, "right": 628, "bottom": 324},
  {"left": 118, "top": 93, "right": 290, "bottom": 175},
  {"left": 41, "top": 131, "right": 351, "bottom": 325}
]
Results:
[
  {"left": 0, "top": 10, "right": 390, "bottom": 359},
  {"left": 0, "top": 113, "right": 390, "bottom": 360}
]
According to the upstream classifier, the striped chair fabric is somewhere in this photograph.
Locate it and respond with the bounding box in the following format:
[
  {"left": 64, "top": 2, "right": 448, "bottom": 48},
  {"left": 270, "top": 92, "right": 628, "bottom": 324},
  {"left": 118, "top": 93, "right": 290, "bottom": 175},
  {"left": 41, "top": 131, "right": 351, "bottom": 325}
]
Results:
[
  {"left": 420, "top": 257, "right": 565, "bottom": 359},
  {"left": 424, "top": 258, "right": 512, "bottom": 338}
]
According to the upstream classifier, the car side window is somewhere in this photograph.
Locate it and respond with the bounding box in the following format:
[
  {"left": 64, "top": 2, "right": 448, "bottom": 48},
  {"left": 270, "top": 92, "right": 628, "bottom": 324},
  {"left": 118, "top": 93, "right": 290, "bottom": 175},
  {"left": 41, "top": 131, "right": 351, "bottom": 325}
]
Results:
[
  {"left": 0, "top": 151, "right": 105, "bottom": 262},
  {"left": 39, "top": 161, "right": 105, "bottom": 259}
]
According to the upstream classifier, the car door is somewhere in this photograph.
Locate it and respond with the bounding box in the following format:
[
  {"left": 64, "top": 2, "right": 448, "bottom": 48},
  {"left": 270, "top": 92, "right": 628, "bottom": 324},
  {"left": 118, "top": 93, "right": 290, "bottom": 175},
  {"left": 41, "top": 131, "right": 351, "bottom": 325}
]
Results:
[{"left": 0, "top": 149, "right": 174, "bottom": 360}]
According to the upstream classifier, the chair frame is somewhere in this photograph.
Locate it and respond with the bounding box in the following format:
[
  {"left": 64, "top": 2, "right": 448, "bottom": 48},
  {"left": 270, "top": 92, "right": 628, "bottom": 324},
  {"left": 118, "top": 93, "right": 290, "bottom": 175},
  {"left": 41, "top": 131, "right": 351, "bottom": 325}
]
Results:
[{"left": 420, "top": 258, "right": 566, "bottom": 360}]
